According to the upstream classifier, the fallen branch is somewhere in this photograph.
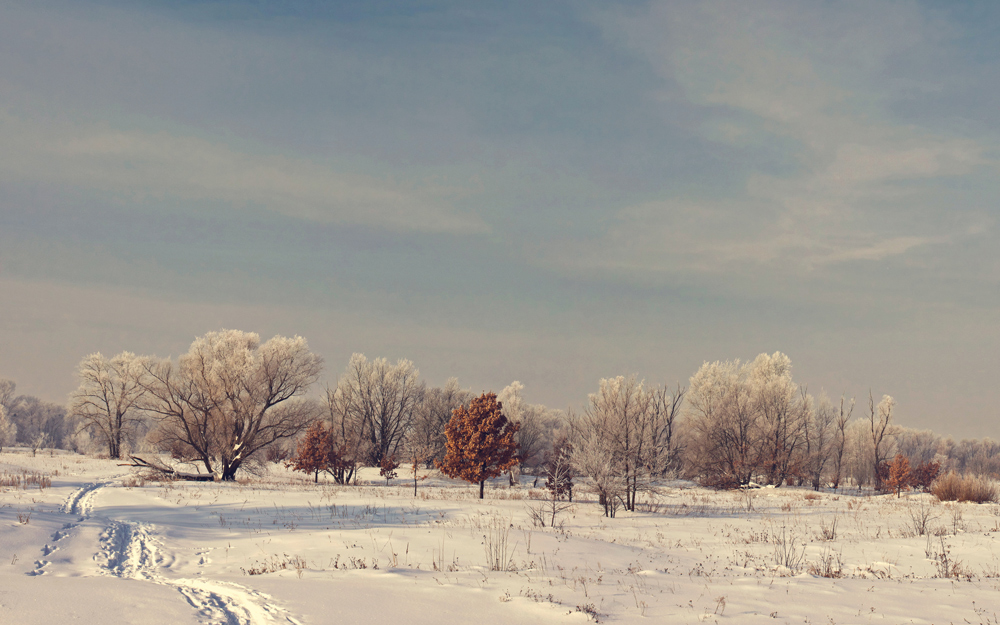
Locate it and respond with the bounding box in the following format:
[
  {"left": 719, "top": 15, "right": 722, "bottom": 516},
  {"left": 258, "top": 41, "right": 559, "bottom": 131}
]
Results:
[{"left": 119, "top": 455, "right": 215, "bottom": 481}]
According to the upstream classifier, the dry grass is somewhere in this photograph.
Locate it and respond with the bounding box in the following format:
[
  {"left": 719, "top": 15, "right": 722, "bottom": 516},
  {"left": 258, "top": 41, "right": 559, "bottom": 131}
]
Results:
[
  {"left": 0, "top": 470, "right": 52, "bottom": 490},
  {"left": 932, "top": 472, "right": 998, "bottom": 504}
]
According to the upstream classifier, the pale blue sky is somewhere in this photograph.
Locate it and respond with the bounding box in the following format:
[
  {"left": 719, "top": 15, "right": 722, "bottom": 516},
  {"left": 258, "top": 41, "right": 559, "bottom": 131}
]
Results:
[{"left": 2, "top": 1, "right": 999, "bottom": 437}]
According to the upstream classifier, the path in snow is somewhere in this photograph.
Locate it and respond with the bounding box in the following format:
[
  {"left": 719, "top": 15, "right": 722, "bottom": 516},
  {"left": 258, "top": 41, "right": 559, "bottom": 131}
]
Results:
[
  {"left": 30, "top": 480, "right": 300, "bottom": 625},
  {"left": 27, "top": 481, "right": 115, "bottom": 576},
  {"left": 97, "top": 518, "right": 300, "bottom": 625}
]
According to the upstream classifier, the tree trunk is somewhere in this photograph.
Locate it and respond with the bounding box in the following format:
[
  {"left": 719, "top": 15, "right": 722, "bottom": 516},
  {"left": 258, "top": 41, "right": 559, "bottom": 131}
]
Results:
[
  {"left": 221, "top": 461, "right": 241, "bottom": 481},
  {"left": 479, "top": 479, "right": 485, "bottom": 499}
]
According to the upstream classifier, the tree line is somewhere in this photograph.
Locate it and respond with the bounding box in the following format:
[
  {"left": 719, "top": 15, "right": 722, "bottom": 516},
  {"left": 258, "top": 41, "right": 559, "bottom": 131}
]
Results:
[{"left": 3, "top": 331, "right": 998, "bottom": 512}]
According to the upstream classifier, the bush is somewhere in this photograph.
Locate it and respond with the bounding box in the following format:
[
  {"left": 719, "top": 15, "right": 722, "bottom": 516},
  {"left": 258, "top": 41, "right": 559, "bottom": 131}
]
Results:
[{"left": 931, "top": 472, "right": 998, "bottom": 504}]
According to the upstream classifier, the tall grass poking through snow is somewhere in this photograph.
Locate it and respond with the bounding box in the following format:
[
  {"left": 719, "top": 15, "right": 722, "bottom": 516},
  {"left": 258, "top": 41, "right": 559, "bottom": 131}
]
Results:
[
  {"left": 0, "top": 470, "right": 52, "bottom": 489},
  {"left": 483, "top": 514, "right": 517, "bottom": 572}
]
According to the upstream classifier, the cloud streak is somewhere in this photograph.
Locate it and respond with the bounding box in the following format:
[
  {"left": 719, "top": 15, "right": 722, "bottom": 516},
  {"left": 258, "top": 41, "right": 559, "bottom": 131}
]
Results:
[
  {"left": 570, "top": 0, "right": 996, "bottom": 275},
  {"left": 0, "top": 111, "right": 486, "bottom": 234}
]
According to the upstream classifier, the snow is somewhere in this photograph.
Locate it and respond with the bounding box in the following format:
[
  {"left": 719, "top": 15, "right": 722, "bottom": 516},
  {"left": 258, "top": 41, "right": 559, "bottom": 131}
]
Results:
[{"left": 3, "top": 449, "right": 1000, "bottom": 624}]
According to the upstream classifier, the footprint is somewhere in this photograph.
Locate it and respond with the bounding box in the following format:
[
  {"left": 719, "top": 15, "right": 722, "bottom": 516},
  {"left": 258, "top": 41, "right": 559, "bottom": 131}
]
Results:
[{"left": 27, "top": 560, "right": 49, "bottom": 576}]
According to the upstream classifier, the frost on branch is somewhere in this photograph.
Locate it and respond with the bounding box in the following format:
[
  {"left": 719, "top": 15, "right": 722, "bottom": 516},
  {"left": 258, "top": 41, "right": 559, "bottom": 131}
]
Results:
[
  {"left": 70, "top": 351, "right": 151, "bottom": 460},
  {"left": 571, "top": 375, "right": 684, "bottom": 517},
  {"left": 141, "top": 329, "right": 323, "bottom": 481},
  {"left": 327, "top": 353, "right": 424, "bottom": 467},
  {"left": 0, "top": 404, "right": 16, "bottom": 452}
]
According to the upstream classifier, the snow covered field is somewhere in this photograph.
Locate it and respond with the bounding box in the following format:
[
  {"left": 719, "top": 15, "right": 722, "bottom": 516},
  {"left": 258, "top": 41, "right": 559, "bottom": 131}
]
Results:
[{"left": 2, "top": 450, "right": 1000, "bottom": 625}]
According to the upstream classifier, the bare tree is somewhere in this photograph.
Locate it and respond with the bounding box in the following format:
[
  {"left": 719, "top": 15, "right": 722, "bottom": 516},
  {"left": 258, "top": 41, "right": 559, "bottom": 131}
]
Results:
[
  {"left": 830, "top": 395, "right": 854, "bottom": 490},
  {"left": 30, "top": 431, "right": 49, "bottom": 456},
  {"left": 328, "top": 354, "right": 424, "bottom": 466},
  {"left": 323, "top": 385, "right": 366, "bottom": 484},
  {"left": 572, "top": 375, "right": 679, "bottom": 513},
  {"left": 411, "top": 378, "right": 471, "bottom": 467},
  {"left": 141, "top": 330, "right": 323, "bottom": 480},
  {"left": 498, "top": 381, "right": 565, "bottom": 482},
  {"left": 686, "top": 359, "right": 763, "bottom": 487},
  {"left": 70, "top": 352, "right": 150, "bottom": 459},
  {"left": 648, "top": 384, "right": 686, "bottom": 476},
  {"left": 571, "top": 405, "right": 625, "bottom": 517},
  {"left": 868, "top": 391, "right": 895, "bottom": 491},
  {"left": 4, "top": 395, "right": 67, "bottom": 449},
  {"left": 803, "top": 393, "right": 836, "bottom": 490},
  {"left": 0, "top": 404, "right": 15, "bottom": 451},
  {"left": 753, "top": 353, "right": 810, "bottom": 487},
  {"left": 0, "top": 380, "right": 14, "bottom": 414}
]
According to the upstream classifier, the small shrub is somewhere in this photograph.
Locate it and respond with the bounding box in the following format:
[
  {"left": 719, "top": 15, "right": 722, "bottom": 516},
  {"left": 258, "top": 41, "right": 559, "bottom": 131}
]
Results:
[
  {"left": 908, "top": 499, "right": 939, "bottom": 536},
  {"left": 240, "top": 553, "right": 307, "bottom": 576},
  {"left": 575, "top": 603, "right": 600, "bottom": 622},
  {"left": 818, "top": 516, "right": 838, "bottom": 541},
  {"left": 772, "top": 525, "right": 805, "bottom": 573},
  {"left": 379, "top": 455, "right": 399, "bottom": 486},
  {"left": 483, "top": 514, "right": 517, "bottom": 572},
  {"left": 807, "top": 549, "right": 843, "bottom": 578}
]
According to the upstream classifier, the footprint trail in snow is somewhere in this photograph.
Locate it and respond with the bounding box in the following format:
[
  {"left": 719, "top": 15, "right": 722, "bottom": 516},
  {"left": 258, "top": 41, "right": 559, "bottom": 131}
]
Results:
[{"left": 32, "top": 480, "right": 301, "bottom": 625}]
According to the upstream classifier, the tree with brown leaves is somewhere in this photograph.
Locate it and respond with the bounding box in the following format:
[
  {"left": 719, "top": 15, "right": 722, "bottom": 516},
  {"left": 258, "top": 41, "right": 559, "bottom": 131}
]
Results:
[
  {"left": 886, "top": 454, "right": 911, "bottom": 498},
  {"left": 287, "top": 421, "right": 336, "bottom": 483},
  {"left": 380, "top": 454, "right": 399, "bottom": 486},
  {"left": 911, "top": 460, "right": 940, "bottom": 493},
  {"left": 438, "top": 392, "right": 520, "bottom": 499}
]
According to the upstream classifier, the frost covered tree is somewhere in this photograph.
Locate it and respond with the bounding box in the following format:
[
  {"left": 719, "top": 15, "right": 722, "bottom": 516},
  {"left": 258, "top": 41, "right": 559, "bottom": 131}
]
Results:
[
  {"left": 0, "top": 381, "right": 15, "bottom": 450},
  {"left": 803, "top": 393, "right": 837, "bottom": 490},
  {"left": 328, "top": 354, "right": 424, "bottom": 466},
  {"left": 686, "top": 352, "right": 809, "bottom": 487},
  {"left": 686, "top": 359, "right": 763, "bottom": 487},
  {"left": 543, "top": 436, "right": 574, "bottom": 502},
  {"left": 497, "top": 381, "right": 564, "bottom": 479},
  {"left": 0, "top": 380, "right": 14, "bottom": 415},
  {"left": 70, "top": 352, "right": 150, "bottom": 459},
  {"left": 438, "top": 392, "right": 520, "bottom": 499},
  {"left": 571, "top": 376, "right": 683, "bottom": 514},
  {"left": 868, "top": 391, "right": 896, "bottom": 491},
  {"left": 411, "top": 378, "right": 471, "bottom": 467},
  {"left": 0, "top": 404, "right": 16, "bottom": 451},
  {"left": 141, "top": 330, "right": 323, "bottom": 480},
  {"left": 5, "top": 395, "right": 67, "bottom": 449},
  {"left": 322, "top": 386, "right": 365, "bottom": 484},
  {"left": 753, "top": 353, "right": 810, "bottom": 486},
  {"left": 649, "top": 384, "right": 686, "bottom": 477},
  {"left": 830, "top": 395, "right": 854, "bottom": 490},
  {"left": 571, "top": 404, "right": 624, "bottom": 517}
]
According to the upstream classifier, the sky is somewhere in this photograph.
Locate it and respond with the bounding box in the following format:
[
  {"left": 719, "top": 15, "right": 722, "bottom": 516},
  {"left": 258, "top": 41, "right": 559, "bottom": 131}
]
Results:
[{"left": 1, "top": 0, "right": 999, "bottom": 439}]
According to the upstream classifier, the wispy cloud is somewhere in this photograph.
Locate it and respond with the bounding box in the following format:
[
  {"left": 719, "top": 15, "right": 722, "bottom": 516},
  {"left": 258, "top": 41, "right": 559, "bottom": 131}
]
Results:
[
  {"left": 570, "top": 0, "right": 995, "bottom": 274},
  {"left": 0, "top": 111, "right": 486, "bottom": 234}
]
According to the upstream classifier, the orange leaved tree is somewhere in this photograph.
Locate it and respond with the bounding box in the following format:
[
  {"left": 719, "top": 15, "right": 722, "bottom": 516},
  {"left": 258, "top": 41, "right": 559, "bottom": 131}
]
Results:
[
  {"left": 886, "top": 454, "right": 911, "bottom": 498},
  {"left": 438, "top": 392, "right": 520, "bottom": 499},
  {"left": 287, "top": 421, "right": 335, "bottom": 483}
]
